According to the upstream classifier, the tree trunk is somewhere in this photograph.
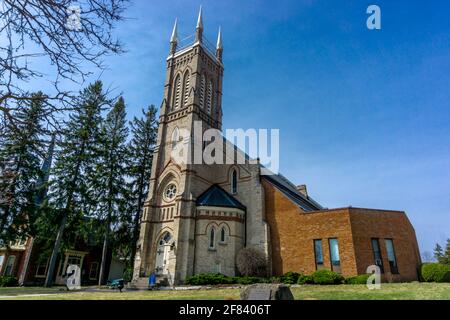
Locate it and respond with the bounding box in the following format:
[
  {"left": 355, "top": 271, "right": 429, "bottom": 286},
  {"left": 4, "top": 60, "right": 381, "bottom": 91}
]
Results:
[
  {"left": 98, "top": 223, "right": 110, "bottom": 286},
  {"left": 129, "top": 183, "right": 144, "bottom": 268},
  {"left": 44, "top": 213, "right": 67, "bottom": 287},
  {"left": 98, "top": 198, "right": 112, "bottom": 285},
  {"left": 44, "top": 160, "right": 80, "bottom": 287}
]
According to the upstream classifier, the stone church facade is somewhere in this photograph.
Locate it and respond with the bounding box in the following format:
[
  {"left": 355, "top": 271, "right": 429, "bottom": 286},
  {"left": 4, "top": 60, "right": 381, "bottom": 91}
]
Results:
[{"left": 132, "top": 10, "right": 421, "bottom": 286}]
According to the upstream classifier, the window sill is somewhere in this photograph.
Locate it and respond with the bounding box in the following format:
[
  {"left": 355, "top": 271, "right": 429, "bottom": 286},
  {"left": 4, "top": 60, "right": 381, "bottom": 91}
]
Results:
[
  {"left": 208, "top": 248, "right": 217, "bottom": 252},
  {"left": 219, "top": 241, "right": 227, "bottom": 245},
  {"left": 315, "top": 264, "right": 325, "bottom": 270}
]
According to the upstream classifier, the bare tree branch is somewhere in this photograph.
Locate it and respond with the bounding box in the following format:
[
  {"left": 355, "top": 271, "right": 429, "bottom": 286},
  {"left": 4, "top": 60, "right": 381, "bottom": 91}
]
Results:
[{"left": 0, "top": 0, "right": 128, "bottom": 128}]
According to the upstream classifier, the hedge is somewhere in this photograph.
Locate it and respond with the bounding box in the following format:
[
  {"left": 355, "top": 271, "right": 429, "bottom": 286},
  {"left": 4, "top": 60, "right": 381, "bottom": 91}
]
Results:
[
  {"left": 421, "top": 263, "right": 450, "bottom": 283},
  {"left": 297, "top": 274, "right": 314, "bottom": 285},
  {"left": 311, "top": 270, "right": 344, "bottom": 285},
  {"left": 184, "top": 271, "right": 379, "bottom": 286},
  {"left": 236, "top": 276, "right": 270, "bottom": 285},
  {"left": 280, "top": 272, "right": 300, "bottom": 284},
  {"left": 185, "top": 273, "right": 236, "bottom": 285},
  {"left": 345, "top": 274, "right": 371, "bottom": 284},
  {"left": 0, "top": 276, "right": 18, "bottom": 287}
]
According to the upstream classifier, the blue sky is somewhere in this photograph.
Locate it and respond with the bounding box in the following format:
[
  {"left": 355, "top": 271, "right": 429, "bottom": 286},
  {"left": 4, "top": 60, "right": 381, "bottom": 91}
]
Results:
[{"left": 27, "top": 1, "right": 450, "bottom": 255}]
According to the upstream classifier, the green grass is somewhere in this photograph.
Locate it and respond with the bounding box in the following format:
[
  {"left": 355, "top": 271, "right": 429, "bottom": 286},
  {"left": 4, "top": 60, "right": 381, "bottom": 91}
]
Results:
[
  {"left": 1, "top": 288, "right": 241, "bottom": 300},
  {"left": 291, "top": 283, "right": 450, "bottom": 300},
  {"left": 1, "top": 283, "right": 450, "bottom": 300},
  {"left": 0, "top": 286, "right": 66, "bottom": 297}
]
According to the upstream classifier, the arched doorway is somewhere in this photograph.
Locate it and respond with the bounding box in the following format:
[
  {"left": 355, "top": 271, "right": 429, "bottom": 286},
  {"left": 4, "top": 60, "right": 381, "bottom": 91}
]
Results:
[{"left": 155, "top": 232, "right": 172, "bottom": 275}]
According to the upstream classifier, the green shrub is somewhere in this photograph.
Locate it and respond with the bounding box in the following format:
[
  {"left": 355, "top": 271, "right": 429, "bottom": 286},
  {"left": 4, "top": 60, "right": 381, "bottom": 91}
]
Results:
[
  {"left": 421, "top": 263, "right": 450, "bottom": 283},
  {"left": 270, "top": 276, "right": 281, "bottom": 284},
  {"left": 185, "top": 273, "right": 236, "bottom": 285},
  {"left": 122, "top": 267, "right": 133, "bottom": 283},
  {"left": 184, "top": 273, "right": 274, "bottom": 285},
  {"left": 0, "top": 276, "right": 18, "bottom": 287},
  {"left": 311, "top": 269, "right": 344, "bottom": 285},
  {"left": 236, "top": 276, "right": 269, "bottom": 285},
  {"left": 280, "top": 271, "right": 300, "bottom": 284},
  {"left": 297, "top": 274, "right": 314, "bottom": 285},
  {"left": 345, "top": 274, "right": 370, "bottom": 284}
]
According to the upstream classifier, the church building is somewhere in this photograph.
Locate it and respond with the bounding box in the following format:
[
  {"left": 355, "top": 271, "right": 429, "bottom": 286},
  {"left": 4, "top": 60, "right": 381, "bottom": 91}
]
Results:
[{"left": 132, "top": 10, "right": 421, "bottom": 286}]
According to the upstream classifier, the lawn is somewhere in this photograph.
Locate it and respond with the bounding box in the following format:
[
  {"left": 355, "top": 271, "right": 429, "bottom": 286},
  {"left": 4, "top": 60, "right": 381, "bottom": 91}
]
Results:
[
  {"left": 0, "top": 286, "right": 67, "bottom": 297},
  {"left": 1, "top": 283, "right": 449, "bottom": 300}
]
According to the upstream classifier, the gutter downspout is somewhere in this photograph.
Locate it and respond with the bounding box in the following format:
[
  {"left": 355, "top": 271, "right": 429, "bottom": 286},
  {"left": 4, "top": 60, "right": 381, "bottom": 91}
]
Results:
[
  {"left": 192, "top": 209, "right": 197, "bottom": 275},
  {"left": 244, "top": 208, "right": 247, "bottom": 247}
]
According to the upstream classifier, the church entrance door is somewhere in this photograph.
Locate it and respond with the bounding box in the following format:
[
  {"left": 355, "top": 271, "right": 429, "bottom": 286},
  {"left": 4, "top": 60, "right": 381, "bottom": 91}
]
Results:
[{"left": 155, "top": 232, "right": 172, "bottom": 275}]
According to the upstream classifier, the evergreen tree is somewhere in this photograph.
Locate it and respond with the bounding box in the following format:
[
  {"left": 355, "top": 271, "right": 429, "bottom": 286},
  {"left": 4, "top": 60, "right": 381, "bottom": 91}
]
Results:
[
  {"left": 444, "top": 239, "right": 450, "bottom": 265},
  {"left": 45, "top": 81, "right": 107, "bottom": 287},
  {"left": 0, "top": 93, "right": 48, "bottom": 243},
  {"left": 94, "top": 96, "right": 129, "bottom": 285},
  {"left": 434, "top": 243, "right": 444, "bottom": 264},
  {"left": 127, "top": 105, "right": 158, "bottom": 267}
]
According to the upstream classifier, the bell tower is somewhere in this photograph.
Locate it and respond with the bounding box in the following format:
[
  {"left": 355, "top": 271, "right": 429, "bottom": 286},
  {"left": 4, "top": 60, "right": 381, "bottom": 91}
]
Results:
[
  {"left": 133, "top": 8, "right": 226, "bottom": 285},
  {"left": 160, "top": 7, "right": 224, "bottom": 131}
]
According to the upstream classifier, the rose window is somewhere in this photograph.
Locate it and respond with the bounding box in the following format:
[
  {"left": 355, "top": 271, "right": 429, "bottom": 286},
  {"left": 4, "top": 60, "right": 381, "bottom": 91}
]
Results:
[{"left": 164, "top": 184, "right": 177, "bottom": 201}]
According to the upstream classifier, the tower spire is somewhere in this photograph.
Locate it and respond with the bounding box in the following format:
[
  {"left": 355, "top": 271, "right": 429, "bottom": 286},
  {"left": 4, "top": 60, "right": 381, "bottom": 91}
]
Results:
[
  {"left": 170, "top": 18, "right": 178, "bottom": 54},
  {"left": 195, "top": 6, "right": 203, "bottom": 43},
  {"left": 196, "top": 6, "right": 203, "bottom": 30},
  {"left": 216, "top": 27, "right": 223, "bottom": 61}
]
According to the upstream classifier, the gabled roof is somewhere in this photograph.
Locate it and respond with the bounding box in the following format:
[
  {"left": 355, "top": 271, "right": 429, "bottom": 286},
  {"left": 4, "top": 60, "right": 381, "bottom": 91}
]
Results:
[
  {"left": 196, "top": 184, "right": 246, "bottom": 211},
  {"left": 262, "top": 173, "right": 323, "bottom": 212},
  {"left": 222, "top": 136, "right": 324, "bottom": 212}
]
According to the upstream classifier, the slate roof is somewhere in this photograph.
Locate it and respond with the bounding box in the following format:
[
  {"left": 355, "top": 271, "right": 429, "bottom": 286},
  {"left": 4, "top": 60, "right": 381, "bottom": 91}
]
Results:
[
  {"left": 261, "top": 172, "right": 323, "bottom": 212},
  {"left": 196, "top": 184, "right": 246, "bottom": 211},
  {"left": 222, "top": 136, "right": 324, "bottom": 212}
]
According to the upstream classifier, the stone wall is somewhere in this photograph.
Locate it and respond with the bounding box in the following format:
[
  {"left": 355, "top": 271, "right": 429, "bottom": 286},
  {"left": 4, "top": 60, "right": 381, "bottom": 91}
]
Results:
[{"left": 194, "top": 206, "right": 245, "bottom": 276}]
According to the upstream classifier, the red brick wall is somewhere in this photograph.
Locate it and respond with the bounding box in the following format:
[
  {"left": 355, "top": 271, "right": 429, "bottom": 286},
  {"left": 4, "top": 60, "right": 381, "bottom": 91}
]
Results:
[
  {"left": 263, "top": 180, "right": 357, "bottom": 277},
  {"left": 349, "top": 208, "right": 421, "bottom": 282},
  {"left": 262, "top": 180, "right": 421, "bottom": 282},
  {"left": 0, "top": 250, "right": 25, "bottom": 278}
]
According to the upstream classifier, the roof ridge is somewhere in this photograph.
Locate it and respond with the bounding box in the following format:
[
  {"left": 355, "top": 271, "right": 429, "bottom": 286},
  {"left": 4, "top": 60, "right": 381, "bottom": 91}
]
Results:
[{"left": 196, "top": 184, "right": 246, "bottom": 210}]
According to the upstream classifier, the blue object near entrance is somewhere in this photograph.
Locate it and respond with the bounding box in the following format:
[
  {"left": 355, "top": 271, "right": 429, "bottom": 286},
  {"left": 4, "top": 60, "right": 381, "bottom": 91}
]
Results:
[
  {"left": 149, "top": 273, "right": 156, "bottom": 285},
  {"left": 107, "top": 278, "right": 124, "bottom": 292}
]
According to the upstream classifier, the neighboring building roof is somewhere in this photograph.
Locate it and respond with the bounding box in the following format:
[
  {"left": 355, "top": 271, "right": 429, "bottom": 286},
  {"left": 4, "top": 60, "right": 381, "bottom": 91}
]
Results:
[
  {"left": 196, "top": 184, "right": 246, "bottom": 211},
  {"left": 262, "top": 173, "right": 324, "bottom": 212}
]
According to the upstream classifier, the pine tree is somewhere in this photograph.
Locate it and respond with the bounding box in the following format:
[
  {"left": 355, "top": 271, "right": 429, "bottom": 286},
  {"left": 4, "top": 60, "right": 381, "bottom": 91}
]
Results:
[
  {"left": 45, "top": 81, "right": 107, "bottom": 287},
  {"left": 127, "top": 105, "right": 158, "bottom": 267},
  {"left": 94, "top": 96, "right": 129, "bottom": 285},
  {"left": 434, "top": 243, "right": 444, "bottom": 264},
  {"left": 443, "top": 239, "right": 450, "bottom": 265},
  {"left": 0, "top": 93, "right": 48, "bottom": 243}
]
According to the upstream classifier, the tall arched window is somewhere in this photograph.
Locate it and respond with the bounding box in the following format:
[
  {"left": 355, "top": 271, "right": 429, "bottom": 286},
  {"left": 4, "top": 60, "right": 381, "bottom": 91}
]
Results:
[
  {"left": 231, "top": 169, "right": 237, "bottom": 194},
  {"left": 173, "top": 75, "right": 181, "bottom": 110},
  {"left": 209, "top": 227, "right": 215, "bottom": 249},
  {"left": 182, "top": 71, "right": 190, "bottom": 106},
  {"left": 171, "top": 127, "right": 179, "bottom": 149},
  {"left": 220, "top": 227, "right": 226, "bottom": 243},
  {"left": 206, "top": 80, "right": 213, "bottom": 115},
  {"left": 199, "top": 75, "right": 206, "bottom": 109}
]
